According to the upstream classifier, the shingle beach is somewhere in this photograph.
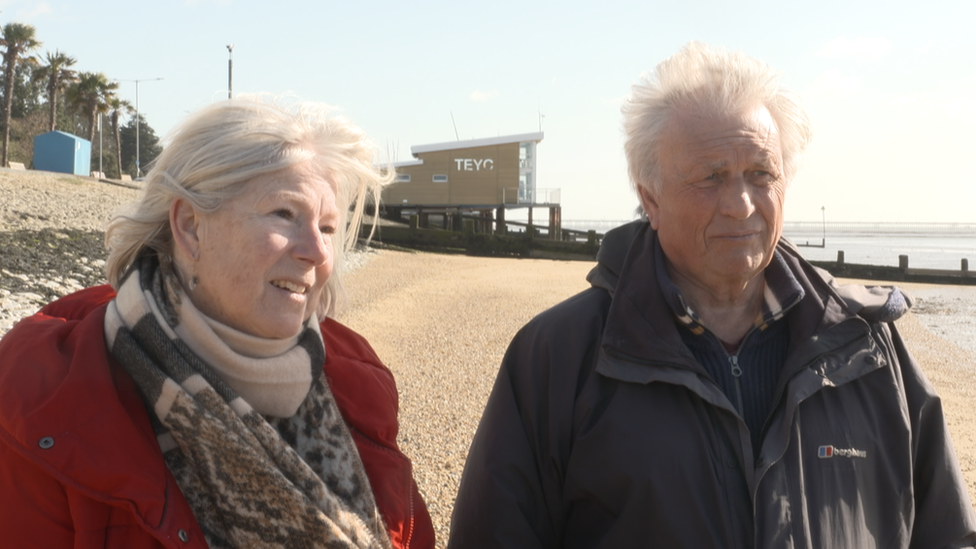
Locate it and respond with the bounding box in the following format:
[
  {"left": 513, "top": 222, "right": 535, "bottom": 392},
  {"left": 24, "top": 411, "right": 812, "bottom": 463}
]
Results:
[{"left": 3, "top": 171, "right": 975, "bottom": 547}]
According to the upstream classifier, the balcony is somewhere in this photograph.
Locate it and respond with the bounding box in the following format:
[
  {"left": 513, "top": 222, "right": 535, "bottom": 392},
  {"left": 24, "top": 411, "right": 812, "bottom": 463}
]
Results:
[{"left": 503, "top": 187, "right": 561, "bottom": 205}]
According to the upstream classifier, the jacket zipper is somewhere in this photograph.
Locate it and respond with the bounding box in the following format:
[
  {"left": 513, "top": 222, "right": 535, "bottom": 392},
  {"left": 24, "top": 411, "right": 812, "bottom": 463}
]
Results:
[
  {"left": 717, "top": 286, "right": 805, "bottom": 424},
  {"left": 404, "top": 483, "right": 416, "bottom": 548},
  {"left": 715, "top": 321, "right": 759, "bottom": 421},
  {"left": 606, "top": 338, "right": 749, "bottom": 419},
  {"left": 605, "top": 345, "right": 750, "bottom": 423},
  {"left": 729, "top": 353, "right": 745, "bottom": 417}
]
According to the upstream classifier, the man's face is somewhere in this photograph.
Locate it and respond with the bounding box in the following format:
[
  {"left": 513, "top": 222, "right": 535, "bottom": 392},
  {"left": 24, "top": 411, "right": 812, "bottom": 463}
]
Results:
[{"left": 639, "top": 104, "right": 786, "bottom": 295}]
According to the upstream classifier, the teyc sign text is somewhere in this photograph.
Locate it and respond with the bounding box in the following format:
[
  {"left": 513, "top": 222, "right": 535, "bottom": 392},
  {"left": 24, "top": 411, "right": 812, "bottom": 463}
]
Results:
[{"left": 454, "top": 158, "right": 494, "bottom": 171}]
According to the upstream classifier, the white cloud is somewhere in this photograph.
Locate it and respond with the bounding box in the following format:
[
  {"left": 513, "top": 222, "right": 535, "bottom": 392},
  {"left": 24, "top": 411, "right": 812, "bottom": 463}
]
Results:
[
  {"left": 469, "top": 90, "right": 499, "bottom": 102},
  {"left": 17, "top": 2, "right": 52, "bottom": 19},
  {"left": 804, "top": 69, "right": 861, "bottom": 99},
  {"left": 814, "top": 37, "right": 891, "bottom": 60}
]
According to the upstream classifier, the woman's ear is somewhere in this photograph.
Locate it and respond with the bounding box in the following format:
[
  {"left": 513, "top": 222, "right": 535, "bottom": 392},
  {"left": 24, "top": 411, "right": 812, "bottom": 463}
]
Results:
[
  {"left": 170, "top": 198, "right": 201, "bottom": 261},
  {"left": 638, "top": 184, "right": 662, "bottom": 231}
]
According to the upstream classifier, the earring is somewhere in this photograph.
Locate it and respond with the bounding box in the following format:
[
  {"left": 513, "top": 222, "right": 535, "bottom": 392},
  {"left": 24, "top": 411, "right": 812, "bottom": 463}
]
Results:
[{"left": 189, "top": 276, "right": 198, "bottom": 291}]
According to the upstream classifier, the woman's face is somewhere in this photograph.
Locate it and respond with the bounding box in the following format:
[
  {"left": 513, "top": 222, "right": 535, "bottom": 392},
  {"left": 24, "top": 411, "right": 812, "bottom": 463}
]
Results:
[{"left": 187, "top": 162, "right": 339, "bottom": 339}]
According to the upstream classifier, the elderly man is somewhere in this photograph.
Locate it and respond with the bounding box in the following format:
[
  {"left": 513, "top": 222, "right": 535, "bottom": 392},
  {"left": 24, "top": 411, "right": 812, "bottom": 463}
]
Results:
[{"left": 448, "top": 43, "right": 976, "bottom": 548}]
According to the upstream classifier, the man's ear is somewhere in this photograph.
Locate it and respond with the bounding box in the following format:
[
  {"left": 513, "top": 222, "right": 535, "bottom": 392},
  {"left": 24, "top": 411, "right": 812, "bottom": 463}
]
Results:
[
  {"left": 170, "top": 198, "right": 202, "bottom": 261},
  {"left": 637, "top": 184, "right": 661, "bottom": 230}
]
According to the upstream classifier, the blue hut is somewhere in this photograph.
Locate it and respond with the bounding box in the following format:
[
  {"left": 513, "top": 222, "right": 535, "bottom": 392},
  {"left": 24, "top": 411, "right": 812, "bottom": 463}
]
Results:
[{"left": 33, "top": 131, "right": 91, "bottom": 176}]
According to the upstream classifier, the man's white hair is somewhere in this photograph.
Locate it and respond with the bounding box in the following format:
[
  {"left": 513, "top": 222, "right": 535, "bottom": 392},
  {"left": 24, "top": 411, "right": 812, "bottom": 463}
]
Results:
[{"left": 623, "top": 42, "right": 812, "bottom": 196}]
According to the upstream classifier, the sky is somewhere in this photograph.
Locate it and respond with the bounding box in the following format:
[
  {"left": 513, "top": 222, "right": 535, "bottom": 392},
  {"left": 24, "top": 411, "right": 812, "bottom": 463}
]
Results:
[{"left": 8, "top": 0, "right": 976, "bottom": 223}]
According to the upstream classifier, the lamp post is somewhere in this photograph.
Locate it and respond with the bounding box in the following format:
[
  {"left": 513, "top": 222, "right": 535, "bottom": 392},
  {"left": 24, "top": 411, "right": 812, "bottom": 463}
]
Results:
[
  {"left": 116, "top": 77, "right": 163, "bottom": 178},
  {"left": 821, "top": 205, "right": 826, "bottom": 247},
  {"left": 227, "top": 45, "right": 234, "bottom": 99},
  {"left": 98, "top": 113, "right": 102, "bottom": 177}
]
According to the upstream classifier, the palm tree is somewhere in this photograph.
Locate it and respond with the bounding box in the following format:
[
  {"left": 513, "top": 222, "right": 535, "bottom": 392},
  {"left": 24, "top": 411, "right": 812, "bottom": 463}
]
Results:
[
  {"left": 107, "top": 96, "right": 132, "bottom": 178},
  {"left": 0, "top": 22, "right": 41, "bottom": 166},
  {"left": 66, "top": 72, "right": 118, "bottom": 143},
  {"left": 34, "top": 49, "right": 76, "bottom": 132}
]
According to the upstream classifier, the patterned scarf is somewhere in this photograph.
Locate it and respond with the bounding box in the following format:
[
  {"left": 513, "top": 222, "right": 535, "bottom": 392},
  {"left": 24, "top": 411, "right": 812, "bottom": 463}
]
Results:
[{"left": 103, "top": 254, "right": 392, "bottom": 549}]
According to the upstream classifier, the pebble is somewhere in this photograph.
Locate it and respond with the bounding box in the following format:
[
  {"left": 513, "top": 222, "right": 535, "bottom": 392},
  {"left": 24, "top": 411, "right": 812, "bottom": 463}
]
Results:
[{"left": 339, "top": 250, "right": 594, "bottom": 544}]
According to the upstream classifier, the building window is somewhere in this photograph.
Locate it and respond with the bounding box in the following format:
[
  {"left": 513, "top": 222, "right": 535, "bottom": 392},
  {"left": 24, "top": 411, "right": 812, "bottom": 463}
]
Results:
[
  {"left": 432, "top": 174, "right": 448, "bottom": 183},
  {"left": 520, "top": 142, "right": 533, "bottom": 169},
  {"left": 395, "top": 173, "right": 411, "bottom": 183}
]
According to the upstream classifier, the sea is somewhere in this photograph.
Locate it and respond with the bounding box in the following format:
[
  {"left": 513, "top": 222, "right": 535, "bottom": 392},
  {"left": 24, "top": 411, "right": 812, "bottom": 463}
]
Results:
[
  {"left": 563, "top": 220, "right": 976, "bottom": 355},
  {"left": 781, "top": 221, "right": 976, "bottom": 271}
]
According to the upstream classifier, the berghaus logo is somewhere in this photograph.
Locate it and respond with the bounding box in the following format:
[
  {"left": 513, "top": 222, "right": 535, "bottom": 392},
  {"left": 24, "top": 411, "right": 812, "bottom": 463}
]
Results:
[{"left": 818, "top": 445, "right": 867, "bottom": 459}]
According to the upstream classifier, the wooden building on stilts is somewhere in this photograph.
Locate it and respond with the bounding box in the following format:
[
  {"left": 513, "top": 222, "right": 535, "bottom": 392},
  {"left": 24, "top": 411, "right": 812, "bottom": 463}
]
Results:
[{"left": 382, "top": 132, "right": 564, "bottom": 239}]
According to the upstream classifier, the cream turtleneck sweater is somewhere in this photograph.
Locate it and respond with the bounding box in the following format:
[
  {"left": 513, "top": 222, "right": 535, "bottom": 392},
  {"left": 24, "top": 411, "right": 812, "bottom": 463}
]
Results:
[{"left": 171, "top": 294, "right": 322, "bottom": 418}]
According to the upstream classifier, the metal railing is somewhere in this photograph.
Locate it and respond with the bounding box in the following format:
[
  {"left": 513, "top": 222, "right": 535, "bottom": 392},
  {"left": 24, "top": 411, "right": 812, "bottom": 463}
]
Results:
[{"left": 502, "top": 187, "right": 561, "bottom": 205}]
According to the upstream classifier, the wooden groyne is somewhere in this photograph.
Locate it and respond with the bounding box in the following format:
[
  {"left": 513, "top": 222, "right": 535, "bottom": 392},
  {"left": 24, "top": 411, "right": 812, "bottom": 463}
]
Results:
[
  {"left": 812, "top": 251, "right": 976, "bottom": 286},
  {"left": 363, "top": 219, "right": 975, "bottom": 285}
]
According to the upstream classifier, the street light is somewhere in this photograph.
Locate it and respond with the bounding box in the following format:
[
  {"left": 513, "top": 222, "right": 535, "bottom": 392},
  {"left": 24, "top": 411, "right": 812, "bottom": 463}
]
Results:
[
  {"left": 227, "top": 45, "right": 234, "bottom": 99},
  {"left": 116, "top": 77, "right": 163, "bottom": 178},
  {"left": 98, "top": 113, "right": 102, "bottom": 177},
  {"left": 821, "top": 205, "right": 826, "bottom": 247}
]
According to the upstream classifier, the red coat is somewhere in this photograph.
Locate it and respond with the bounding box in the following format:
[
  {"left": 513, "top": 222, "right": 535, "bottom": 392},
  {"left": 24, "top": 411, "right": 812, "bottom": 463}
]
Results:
[{"left": 0, "top": 285, "right": 434, "bottom": 549}]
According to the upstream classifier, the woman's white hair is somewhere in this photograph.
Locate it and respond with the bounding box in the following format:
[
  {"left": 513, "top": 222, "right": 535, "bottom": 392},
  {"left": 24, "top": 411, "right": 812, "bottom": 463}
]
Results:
[
  {"left": 105, "top": 95, "right": 392, "bottom": 318},
  {"left": 622, "top": 42, "right": 812, "bottom": 196}
]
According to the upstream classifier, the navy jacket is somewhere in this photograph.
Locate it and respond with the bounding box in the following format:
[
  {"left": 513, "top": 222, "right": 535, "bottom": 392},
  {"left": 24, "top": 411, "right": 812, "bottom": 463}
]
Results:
[{"left": 449, "top": 221, "right": 976, "bottom": 548}]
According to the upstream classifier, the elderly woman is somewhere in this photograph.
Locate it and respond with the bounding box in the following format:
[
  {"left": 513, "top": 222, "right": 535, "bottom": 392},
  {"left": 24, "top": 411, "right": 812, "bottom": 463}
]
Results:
[{"left": 0, "top": 98, "right": 434, "bottom": 548}]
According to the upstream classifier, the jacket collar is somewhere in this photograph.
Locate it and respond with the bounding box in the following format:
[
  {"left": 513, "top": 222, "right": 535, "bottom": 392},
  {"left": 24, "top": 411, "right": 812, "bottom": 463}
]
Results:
[
  {"left": 596, "top": 222, "right": 705, "bottom": 375},
  {"left": 653, "top": 236, "right": 806, "bottom": 339},
  {"left": 592, "top": 221, "right": 882, "bottom": 387}
]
